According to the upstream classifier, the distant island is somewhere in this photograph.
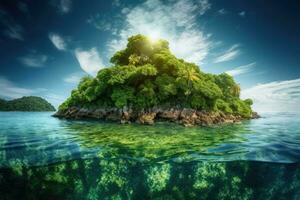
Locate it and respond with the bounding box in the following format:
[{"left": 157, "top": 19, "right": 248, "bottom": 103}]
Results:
[
  {"left": 0, "top": 96, "right": 55, "bottom": 112},
  {"left": 54, "top": 34, "right": 258, "bottom": 126}
]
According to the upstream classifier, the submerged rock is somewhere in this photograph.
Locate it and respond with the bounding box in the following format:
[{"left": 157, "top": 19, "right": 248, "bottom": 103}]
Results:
[{"left": 1, "top": 158, "right": 299, "bottom": 199}]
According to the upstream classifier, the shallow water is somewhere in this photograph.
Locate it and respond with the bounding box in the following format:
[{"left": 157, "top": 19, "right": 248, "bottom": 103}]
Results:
[{"left": 0, "top": 112, "right": 299, "bottom": 199}]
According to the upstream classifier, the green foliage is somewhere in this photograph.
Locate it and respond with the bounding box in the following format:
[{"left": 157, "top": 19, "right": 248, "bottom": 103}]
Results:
[
  {"left": 190, "top": 94, "right": 208, "bottom": 110},
  {"left": 135, "top": 64, "right": 157, "bottom": 76},
  {"left": 135, "top": 80, "right": 157, "bottom": 108},
  {"left": 107, "top": 66, "right": 136, "bottom": 85},
  {"left": 244, "top": 98, "right": 253, "bottom": 106},
  {"left": 230, "top": 99, "right": 252, "bottom": 118},
  {"left": 0, "top": 96, "right": 55, "bottom": 111},
  {"left": 155, "top": 74, "right": 177, "bottom": 102},
  {"left": 214, "top": 99, "right": 233, "bottom": 114},
  {"left": 214, "top": 73, "right": 241, "bottom": 98},
  {"left": 58, "top": 98, "right": 72, "bottom": 111},
  {"left": 111, "top": 87, "right": 135, "bottom": 108},
  {"left": 0, "top": 99, "right": 6, "bottom": 109},
  {"left": 59, "top": 34, "right": 253, "bottom": 117}
]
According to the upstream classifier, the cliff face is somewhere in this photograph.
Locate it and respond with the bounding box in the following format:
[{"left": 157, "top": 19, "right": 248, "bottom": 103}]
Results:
[
  {"left": 53, "top": 106, "right": 259, "bottom": 126},
  {"left": 56, "top": 34, "right": 256, "bottom": 123}
]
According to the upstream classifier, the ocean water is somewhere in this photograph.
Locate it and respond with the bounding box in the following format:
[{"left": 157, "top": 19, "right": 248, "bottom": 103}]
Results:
[{"left": 0, "top": 112, "right": 299, "bottom": 199}]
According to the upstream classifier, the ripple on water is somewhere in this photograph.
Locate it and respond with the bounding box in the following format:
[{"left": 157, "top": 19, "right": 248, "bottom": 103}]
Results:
[{"left": 0, "top": 111, "right": 300, "bottom": 167}]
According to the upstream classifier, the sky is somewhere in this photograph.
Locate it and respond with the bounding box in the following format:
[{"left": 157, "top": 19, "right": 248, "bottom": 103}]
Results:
[{"left": 0, "top": 0, "right": 299, "bottom": 113}]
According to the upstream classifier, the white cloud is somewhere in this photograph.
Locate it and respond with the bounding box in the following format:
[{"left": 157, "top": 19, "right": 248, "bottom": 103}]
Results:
[
  {"left": 198, "top": 0, "right": 211, "bottom": 15},
  {"left": 19, "top": 53, "right": 48, "bottom": 67},
  {"left": 87, "top": 15, "right": 112, "bottom": 32},
  {"left": 226, "top": 62, "right": 255, "bottom": 76},
  {"left": 3, "top": 23, "right": 24, "bottom": 41},
  {"left": 218, "top": 9, "right": 226, "bottom": 15},
  {"left": 107, "top": 0, "right": 212, "bottom": 64},
  {"left": 239, "top": 11, "right": 246, "bottom": 17},
  {"left": 0, "top": 9, "right": 24, "bottom": 41},
  {"left": 42, "top": 93, "right": 66, "bottom": 108},
  {"left": 0, "top": 76, "right": 65, "bottom": 108},
  {"left": 60, "top": 0, "right": 72, "bottom": 13},
  {"left": 75, "top": 48, "right": 104, "bottom": 76},
  {"left": 64, "top": 72, "right": 86, "bottom": 84},
  {"left": 49, "top": 33, "right": 67, "bottom": 51},
  {"left": 241, "top": 78, "right": 300, "bottom": 113},
  {"left": 214, "top": 44, "right": 240, "bottom": 63},
  {"left": 0, "top": 77, "right": 36, "bottom": 99}
]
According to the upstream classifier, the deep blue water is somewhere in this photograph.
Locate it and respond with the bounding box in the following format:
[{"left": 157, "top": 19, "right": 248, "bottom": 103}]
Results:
[{"left": 0, "top": 112, "right": 299, "bottom": 199}]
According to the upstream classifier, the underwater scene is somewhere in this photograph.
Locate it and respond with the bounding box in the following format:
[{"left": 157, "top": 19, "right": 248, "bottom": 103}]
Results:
[{"left": 0, "top": 112, "right": 299, "bottom": 199}]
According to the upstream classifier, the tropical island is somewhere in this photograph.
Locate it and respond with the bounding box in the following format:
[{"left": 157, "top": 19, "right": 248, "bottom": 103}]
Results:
[
  {"left": 0, "top": 96, "right": 55, "bottom": 111},
  {"left": 54, "top": 34, "right": 258, "bottom": 126}
]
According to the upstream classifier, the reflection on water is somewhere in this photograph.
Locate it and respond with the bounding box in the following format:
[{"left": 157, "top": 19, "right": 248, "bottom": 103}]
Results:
[
  {"left": 1, "top": 112, "right": 300, "bottom": 167},
  {"left": 0, "top": 112, "right": 300, "bottom": 199},
  {"left": 68, "top": 122, "right": 250, "bottom": 162}
]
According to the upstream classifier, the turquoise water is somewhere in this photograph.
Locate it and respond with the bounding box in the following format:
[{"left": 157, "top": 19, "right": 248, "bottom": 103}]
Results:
[{"left": 0, "top": 112, "right": 300, "bottom": 199}]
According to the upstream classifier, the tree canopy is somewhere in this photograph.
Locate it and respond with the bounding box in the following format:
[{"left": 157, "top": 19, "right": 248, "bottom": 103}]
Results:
[{"left": 59, "top": 34, "right": 253, "bottom": 118}]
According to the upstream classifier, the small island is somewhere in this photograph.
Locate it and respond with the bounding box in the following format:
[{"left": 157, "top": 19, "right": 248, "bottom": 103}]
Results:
[
  {"left": 54, "top": 34, "right": 258, "bottom": 126},
  {"left": 0, "top": 96, "right": 55, "bottom": 112}
]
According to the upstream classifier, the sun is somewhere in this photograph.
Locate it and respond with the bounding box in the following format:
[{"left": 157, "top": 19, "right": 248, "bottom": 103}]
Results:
[{"left": 147, "top": 31, "right": 161, "bottom": 42}]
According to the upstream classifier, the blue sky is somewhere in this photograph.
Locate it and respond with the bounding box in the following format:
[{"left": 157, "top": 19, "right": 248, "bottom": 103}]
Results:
[{"left": 0, "top": 0, "right": 299, "bottom": 112}]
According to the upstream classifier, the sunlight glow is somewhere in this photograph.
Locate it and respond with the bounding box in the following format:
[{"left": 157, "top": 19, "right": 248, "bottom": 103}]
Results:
[{"left": 147, "top": 31, "right": 161, "bottom": 42}]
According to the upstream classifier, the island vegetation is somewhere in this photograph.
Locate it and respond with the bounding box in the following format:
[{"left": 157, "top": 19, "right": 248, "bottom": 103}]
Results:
[
  {"left": 0, "top": 96, "right": 55, "bottom": 111},
  {"left": 54, "top": 34, "right": 258, "bottom": 126}
]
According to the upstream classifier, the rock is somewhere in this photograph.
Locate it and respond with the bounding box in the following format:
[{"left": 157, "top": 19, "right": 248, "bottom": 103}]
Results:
[
  {"left": 137, "top": 112, "right": 157, "bottom": 125},
  {"left": 52, "top": 106, "right": 256, "bottom": 126},
  {"left": 180, "top": 108, "right": 198, "bottom": 126},
  {"left": 64, "top": 107, "right": 79, "bottom": 118},
  {"left": 106, "top": 110, "right": 121, "bottom": 121},
  {"left": 195, "top": 111, "right": 213, "bottom": 126},
  {"left": 251, "top": 112, "right": 260, "bottom": 119},
  {"left": 121, "top": 107, "right": 132, "bottom": 121},
  {"left": 224, "top": 119, "right": 234, "bottom": 123},
  {"left": 117, "top": 106, "right": 134, "bottom": 124},
  {"left": 122, "top": 111, "right": 130, "bottom": 120},
  {"left": 158, "top": 108, "right": 180, "bottom": 121},
  {"left": 120, "top": 119, "right": 130, "bottom": 124},
  {"left": 91, "top": 108, "right": 106, "bottom": 119},
  {"left": 52, "top": 109, "right": 65, "bottom": 117},
  {"left": 76, "top": 108, "right": 89, "bottom": 118}
]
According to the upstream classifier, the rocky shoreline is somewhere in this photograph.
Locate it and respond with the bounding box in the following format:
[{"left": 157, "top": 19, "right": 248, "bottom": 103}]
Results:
[{"left": 53, "top": 107, "right": 260, "bottom": 126}]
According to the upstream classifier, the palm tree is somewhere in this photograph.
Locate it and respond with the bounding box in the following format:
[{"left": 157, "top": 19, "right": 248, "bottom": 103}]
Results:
[
  {"left": 177, "top": 66, "right": 200, "bottom": 103},
  {"left": 184, "top": 66, "right": 200, "bottom": 96},
  {"left": 231, "top": 84, "right": 241, "bottom": 97}
]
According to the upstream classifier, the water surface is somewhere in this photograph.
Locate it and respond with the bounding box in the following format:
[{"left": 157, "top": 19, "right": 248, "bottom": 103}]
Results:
[{"left": 0, "top": 112, "right": 299, "bottom": 166}]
